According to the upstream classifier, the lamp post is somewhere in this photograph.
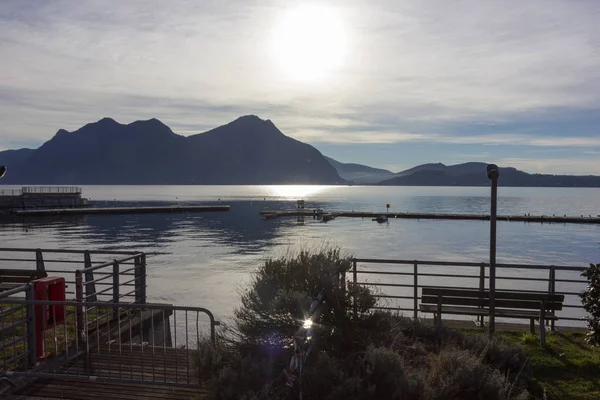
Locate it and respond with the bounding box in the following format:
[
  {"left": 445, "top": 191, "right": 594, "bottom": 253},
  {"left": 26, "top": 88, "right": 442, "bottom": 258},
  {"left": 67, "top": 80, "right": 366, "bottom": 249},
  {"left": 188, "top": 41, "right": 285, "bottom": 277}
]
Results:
[{"left": 486, "top": 164, "right": 499, "bottom": 335}]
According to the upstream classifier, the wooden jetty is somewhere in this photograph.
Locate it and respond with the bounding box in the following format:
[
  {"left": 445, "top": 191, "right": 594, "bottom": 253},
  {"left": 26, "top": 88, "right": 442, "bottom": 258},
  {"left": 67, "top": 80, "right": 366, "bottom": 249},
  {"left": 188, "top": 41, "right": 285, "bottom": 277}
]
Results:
[
  {"left": 14, "top": 205, "right": 230, "bottom": 216},
  {"left": 261, "top": 209, "right": 600, "bottom": 224}
]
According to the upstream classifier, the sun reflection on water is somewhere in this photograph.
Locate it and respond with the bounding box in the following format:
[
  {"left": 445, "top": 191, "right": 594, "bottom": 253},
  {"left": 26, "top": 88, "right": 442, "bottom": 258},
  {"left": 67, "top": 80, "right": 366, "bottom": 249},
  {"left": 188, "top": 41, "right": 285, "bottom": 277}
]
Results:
[{"left": 264, "top": 185, "right": 332, "bottom": 200}]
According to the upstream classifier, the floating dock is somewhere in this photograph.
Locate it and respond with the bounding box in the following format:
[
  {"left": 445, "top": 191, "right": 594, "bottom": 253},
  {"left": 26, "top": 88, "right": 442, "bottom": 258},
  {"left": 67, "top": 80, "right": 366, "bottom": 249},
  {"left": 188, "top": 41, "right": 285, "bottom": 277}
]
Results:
[
  {"left": 261, "top": 209, "right": 600, "bottom": 224},
  {"left": 0, "top": 186, "right": 88, "bottom": 210},
  {"left": 14, "top": 205, "right": 230, "bottom": 216}
]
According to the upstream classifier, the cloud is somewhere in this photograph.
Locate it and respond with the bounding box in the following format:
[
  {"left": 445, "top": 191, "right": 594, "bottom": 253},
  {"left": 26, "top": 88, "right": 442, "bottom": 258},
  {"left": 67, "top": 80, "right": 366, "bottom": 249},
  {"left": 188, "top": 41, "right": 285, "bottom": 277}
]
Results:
[
  {"left": 291, "top": 128, "right": 600, "bottom": 148},
  {"left": 1, "top": 0, "right": 599, "bottom": 172},
  {"left": 497, "top": 157, "right": 600, "bottom": 175}
]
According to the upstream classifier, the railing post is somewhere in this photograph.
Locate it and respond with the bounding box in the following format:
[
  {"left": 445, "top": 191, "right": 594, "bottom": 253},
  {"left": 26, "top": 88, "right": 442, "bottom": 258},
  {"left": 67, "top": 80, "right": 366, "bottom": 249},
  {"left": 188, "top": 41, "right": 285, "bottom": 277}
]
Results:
[
  {"left": 113, "top": 260, "right": 120, "bottom": 319},
  {"left": 352, "top": 259, "right": 357, "bottom": 319},
  {"left": 75, "top": 270, "right": 85, "bottom": 343},
  {"left": 26, "top": 283, "right": 37, "bottom": 369},
  {"left": 135, "top": 253, "right": 147, "bottom": 305},
  {"left": 478, "top": 263, "right": 485, "bottom": 327},
  {"left": 413, "top": 261, "right": 418, "bottom": 320},
  {"left": 84, "top": 251, "right": 97, "bottom": 302},
  {"left": 549, "top": 266, "right": 556, "bottom": 330},
  {"left": 35, "top": 248, "right": 47, "bottom": 277}
]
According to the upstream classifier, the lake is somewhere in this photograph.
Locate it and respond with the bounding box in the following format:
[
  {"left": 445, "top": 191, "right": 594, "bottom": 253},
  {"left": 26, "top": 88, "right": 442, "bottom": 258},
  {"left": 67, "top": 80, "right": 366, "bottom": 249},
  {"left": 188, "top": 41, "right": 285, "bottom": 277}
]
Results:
[{"left": 0, "top": 185, "right": 598, "bottom": 324}]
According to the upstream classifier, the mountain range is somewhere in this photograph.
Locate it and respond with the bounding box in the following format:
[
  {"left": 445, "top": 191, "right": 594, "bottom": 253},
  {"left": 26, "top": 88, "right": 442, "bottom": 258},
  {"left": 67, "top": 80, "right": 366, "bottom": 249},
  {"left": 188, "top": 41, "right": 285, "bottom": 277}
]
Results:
[
  {"left": 378, "top": 163, "right": 600, "bottom": 187},
  {"left": 0, "top": 115, "right": 342, "bottom": 185},
  {"left": 1, "top": 115, "right": 599, "bottom": 187}
]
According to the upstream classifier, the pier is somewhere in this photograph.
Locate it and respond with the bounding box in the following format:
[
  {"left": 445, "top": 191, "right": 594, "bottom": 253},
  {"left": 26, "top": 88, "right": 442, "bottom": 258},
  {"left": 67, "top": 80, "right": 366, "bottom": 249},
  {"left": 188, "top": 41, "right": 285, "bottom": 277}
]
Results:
[
  {"left": 260, "top": 209, "right": 600, "bottom": 224},
  {"left": 0, "top": 186, "right": 88, "bottom": 211},
  {"left": 14, "top": 204, "right": 230, "bottom": 216}
]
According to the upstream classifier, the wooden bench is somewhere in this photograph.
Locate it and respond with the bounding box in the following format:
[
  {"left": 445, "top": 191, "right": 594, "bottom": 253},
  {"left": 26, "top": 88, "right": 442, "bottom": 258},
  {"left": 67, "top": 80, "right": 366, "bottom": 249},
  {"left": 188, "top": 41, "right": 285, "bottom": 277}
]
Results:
[
  {"left": 0, "top": 268, "right": 47, "bottom": 292},
  {"left": 419, "top": 287, "right": 564, "bottom": 344}
]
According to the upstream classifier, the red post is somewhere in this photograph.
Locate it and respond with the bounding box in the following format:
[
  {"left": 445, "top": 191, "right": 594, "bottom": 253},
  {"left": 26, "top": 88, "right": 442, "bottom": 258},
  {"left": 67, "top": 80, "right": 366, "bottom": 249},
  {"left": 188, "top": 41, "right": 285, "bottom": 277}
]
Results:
[{"left": 32, "top": 277, "right": 66, "bottom": 359}]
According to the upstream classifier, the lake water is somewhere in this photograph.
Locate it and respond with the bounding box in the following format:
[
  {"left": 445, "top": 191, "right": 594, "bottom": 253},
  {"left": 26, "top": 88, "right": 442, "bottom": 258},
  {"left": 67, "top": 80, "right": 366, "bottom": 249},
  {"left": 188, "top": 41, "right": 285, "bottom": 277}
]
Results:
[{"left": 0, "top": 185, "right": 598, "bottom": 324}]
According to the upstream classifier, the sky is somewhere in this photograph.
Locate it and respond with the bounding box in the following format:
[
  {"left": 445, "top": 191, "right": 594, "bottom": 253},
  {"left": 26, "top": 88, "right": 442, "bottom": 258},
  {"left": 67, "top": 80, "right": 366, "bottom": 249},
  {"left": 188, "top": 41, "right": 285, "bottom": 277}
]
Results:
[{"left": 1, "top": 0, "right": 599, "bottom": 174}]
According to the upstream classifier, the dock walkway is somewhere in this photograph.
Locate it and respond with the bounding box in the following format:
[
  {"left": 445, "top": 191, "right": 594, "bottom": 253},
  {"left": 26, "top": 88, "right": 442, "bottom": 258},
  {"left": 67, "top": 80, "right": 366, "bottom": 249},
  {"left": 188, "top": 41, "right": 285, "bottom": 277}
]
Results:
[
  {"left": 14, "top": 205, "right": 230, "bottom": 216},
  {"left": 261, "top": 209, "right": 600, "bottom": 224}
]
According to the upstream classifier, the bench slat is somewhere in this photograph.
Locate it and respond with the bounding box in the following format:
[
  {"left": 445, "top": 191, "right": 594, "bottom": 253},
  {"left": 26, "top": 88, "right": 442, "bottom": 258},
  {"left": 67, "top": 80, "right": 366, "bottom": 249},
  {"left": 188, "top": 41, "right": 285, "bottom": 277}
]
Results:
[
  {"left": 0, "top": 269, "right": 43, "bottom": 292},
  {"left": 422, "top": 287, "right": 564, "bottom": 302},
  {"left": 420, "top": 304, "right": 487, "bottom": 316},
  {"left": 421, "top": 295, "right": 563, "bottom": 311},
  {"left": 419, "top": 304, "right": 559, "bottom": 320}
]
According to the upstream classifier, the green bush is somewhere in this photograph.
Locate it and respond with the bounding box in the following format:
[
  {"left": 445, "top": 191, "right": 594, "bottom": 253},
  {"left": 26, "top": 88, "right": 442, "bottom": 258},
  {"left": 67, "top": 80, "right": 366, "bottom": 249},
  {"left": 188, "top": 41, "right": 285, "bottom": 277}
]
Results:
[
  {"left": 198, "top": 248, "right": 530, "bottom": 399},
  {"left": 580, "top": 263, "right": 600, "bottom": 346}
]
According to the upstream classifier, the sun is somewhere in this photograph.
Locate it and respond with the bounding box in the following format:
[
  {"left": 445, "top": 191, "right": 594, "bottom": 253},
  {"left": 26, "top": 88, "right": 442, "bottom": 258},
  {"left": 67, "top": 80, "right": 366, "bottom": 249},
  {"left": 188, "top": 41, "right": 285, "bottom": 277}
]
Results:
[{"left": 271, "top": 5, "right": 347, "bottom": 82}]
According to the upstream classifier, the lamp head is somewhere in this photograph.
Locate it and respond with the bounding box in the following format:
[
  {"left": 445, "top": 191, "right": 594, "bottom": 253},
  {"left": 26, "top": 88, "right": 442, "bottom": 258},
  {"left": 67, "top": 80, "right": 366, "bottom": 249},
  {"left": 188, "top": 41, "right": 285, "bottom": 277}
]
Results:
[
  {"left": 0, "top": 166, "right": 6, "bottom": 179},
  {"left": 486, "top": 164, "right": 499, "bottom": 180}
]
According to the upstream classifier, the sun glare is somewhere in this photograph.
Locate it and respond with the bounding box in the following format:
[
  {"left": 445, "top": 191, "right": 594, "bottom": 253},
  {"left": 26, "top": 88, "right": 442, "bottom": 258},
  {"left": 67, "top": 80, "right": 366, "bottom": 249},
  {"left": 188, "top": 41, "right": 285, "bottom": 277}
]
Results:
[
  {"left": 271, "top": 5, "right": 347, "bottom": 82},
  {"left": 267, "top": 185, "right": 328, "bottom": 200}
]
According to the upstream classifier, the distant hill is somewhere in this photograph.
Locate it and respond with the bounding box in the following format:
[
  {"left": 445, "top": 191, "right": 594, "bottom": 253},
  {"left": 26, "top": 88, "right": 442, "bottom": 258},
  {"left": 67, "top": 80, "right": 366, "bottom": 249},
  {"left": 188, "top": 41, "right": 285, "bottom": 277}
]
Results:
[
  {"left": 395, "top": 162, "right": 446, "bottom": 177},
  {"left": 324, "top": 156, "right": 394, "bottom": 184},
  {"left": 379, "top": 162, "right": 600, "bottom": 187},
  {"left": 0, "top": 115, "right": 343, "bottom": 185}
]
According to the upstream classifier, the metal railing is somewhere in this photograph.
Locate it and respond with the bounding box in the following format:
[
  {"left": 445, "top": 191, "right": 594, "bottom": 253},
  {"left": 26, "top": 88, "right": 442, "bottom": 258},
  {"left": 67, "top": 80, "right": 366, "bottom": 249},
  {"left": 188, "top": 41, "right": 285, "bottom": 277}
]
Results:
[
  {"left": 0, "top": 284, "right": 36, "bottom": 371},
  {"left": 0, "top": 297, "right": 218, "bottom": 387},
  {"left": 0, "top": 248, "right": 148, "bottom": 340},
  {"left": 351, "top": 258, "right": 588, "bottom": 327},
  {"left": 0, "top": 248, "right": 146, "bottom": 303},
  {"left": 21, "top": 186, "right": 82, "bottom": 195},
  {"left": 0, "top": 189, "right": 23, "bottom": 197}
]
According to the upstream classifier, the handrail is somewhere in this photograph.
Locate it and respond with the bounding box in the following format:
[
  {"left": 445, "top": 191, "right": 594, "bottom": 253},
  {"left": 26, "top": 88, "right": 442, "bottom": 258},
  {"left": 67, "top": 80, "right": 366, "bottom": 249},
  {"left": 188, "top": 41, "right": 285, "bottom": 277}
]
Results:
[
  {"left": 0, "top": 248, "right": 141, "bottom": 255},
  {"left": 351, "top": 257, "right": 588, "bottom": 327},
  {"left": 1, "top": 297, "right": 219, "bottom": 386},
  {"left": 0, "top": 298, "right": 219, "bottom": 345},
  {"left": 0, "top": 283, "right": 32, "bottom": 298},
  {"left": 353, "top": 258, "right": 587, "bottom": 271},
  {"left": 0, "top": 283, "right": 36, "bottom": 370},
  {"left": 0, "top": 248, "right": 147, "bottom": 306},
  {"left": 21, "top": 186, "right": 82, "bottom": 194}
]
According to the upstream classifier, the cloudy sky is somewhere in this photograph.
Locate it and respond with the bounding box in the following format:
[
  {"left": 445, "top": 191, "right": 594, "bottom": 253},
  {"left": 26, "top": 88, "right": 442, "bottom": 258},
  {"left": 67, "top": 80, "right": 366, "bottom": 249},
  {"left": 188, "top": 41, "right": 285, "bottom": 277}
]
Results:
[{"left": 1, "top": 0, "right": 599, "bottom": 174}]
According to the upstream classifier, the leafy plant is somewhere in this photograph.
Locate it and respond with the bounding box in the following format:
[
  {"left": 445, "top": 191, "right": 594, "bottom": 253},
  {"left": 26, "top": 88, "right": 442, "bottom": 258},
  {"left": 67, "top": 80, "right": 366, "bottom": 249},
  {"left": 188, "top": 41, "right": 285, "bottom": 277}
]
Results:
[
  {"left": 580, "top": 263, "right": 600, "bottom": 346},
  {"left": 197, "top": 248, "right": 530, "bottom": 399}
]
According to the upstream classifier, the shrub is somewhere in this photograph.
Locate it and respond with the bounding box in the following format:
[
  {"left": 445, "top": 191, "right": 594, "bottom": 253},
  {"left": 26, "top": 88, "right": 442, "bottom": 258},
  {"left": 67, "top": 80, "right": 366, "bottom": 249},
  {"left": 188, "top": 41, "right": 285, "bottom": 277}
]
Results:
[
  {"left": 580, "top": 263, "right": 600, "bottom": 346},
  {"left": 424, "top": 349, "right": 529, "bottom": 400},
  {"left": 198, "top": 248, "right": 531, "bottom": 400},
  {"left": 233, "top": 248, "right": 374, "bottom": 354}
]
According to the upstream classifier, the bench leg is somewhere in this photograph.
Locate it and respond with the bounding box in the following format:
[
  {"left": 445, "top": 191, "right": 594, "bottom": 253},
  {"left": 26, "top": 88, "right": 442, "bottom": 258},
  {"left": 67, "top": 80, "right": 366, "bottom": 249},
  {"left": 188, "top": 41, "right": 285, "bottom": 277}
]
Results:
[
  {"left": 539, "top": 311, "right": 546, "bottom": 345},
  {"left": 530, "top": 319, "right": 535, "bottom": 334}
]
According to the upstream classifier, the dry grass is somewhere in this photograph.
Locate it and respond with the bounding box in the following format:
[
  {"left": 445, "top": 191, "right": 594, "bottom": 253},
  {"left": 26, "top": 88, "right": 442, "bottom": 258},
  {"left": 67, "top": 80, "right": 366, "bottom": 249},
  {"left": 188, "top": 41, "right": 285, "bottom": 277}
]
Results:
[{"left": 0, "top": 304, "right": 114, "bottom": 371}]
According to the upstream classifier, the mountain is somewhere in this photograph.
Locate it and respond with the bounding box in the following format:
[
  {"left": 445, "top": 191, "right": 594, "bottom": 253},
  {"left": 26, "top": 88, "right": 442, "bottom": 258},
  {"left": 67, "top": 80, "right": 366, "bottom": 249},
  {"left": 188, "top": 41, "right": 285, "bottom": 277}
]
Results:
[
  {"left": 324, "top": 156, "right": 394, "bottom": 184},
  {"left": 0, "top": 115, "right": 344, "bottom": 185},
  {"left": 379, "top": 162, "right": 600, "bottom": 187},
  {"left": 0, "top": 148, "right": 35, "bottom": 168},
  {"left": 395, "top": 163, "right": 446, "bottom": 177}
]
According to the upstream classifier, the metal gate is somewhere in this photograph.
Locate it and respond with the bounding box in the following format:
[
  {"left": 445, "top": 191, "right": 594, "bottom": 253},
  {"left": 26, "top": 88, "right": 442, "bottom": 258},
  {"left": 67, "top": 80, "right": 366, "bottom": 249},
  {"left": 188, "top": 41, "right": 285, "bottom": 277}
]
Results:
[{"left": 1, "top": 286, "right": 218, "bottom": 388}]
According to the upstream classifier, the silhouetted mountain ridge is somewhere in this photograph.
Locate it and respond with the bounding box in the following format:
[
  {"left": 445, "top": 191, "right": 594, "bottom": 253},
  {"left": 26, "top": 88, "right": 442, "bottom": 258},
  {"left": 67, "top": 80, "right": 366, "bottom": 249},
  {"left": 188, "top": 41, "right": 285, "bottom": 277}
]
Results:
[
  {"left": 0, "top": 115, "right": 343, "bottom": 185},
  {"left": 324, "top": 156, "right": 394, "bottom": 184},
  {"left": 379, "top": 162, "right": 600, "bottom": 187}
]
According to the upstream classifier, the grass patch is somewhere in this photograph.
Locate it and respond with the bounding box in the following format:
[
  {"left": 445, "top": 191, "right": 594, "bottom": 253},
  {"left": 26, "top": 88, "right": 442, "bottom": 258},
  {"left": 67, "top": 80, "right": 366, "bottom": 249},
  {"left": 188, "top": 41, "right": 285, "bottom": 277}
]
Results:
[
  {"left": 496, "top": 330, "right": 600, "bottom": 400},
  {"left": 1, "top": 303, "right": 116, "bottom": 371}
]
